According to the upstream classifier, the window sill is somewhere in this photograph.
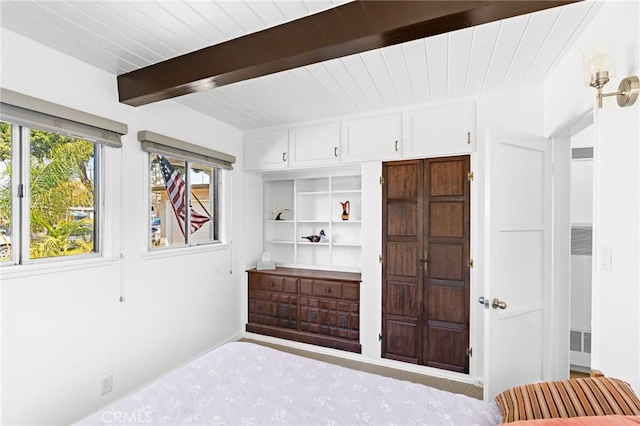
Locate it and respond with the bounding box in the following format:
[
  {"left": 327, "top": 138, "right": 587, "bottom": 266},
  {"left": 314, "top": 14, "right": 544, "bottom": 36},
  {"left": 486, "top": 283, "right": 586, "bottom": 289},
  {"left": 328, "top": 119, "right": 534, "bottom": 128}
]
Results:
[
  {"left": 0, "top": 255, "right": 119, "bottom": 280},
  {"left": 142, "top": 242, "right": 229, "bottom": 261}
]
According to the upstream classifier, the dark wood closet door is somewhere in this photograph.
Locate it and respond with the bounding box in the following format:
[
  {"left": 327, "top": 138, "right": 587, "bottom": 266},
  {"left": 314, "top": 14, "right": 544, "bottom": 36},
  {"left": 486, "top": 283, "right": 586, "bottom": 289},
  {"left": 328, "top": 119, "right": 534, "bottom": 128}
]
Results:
[
  {"left": 423, "top": 156, "right": 470, "bottom": 373},
  {"left": 381, "top": 156, "right": 470, "bottom": 373},
  {"left": 381, "top": 160, "right": 424, "bottom": 364}
]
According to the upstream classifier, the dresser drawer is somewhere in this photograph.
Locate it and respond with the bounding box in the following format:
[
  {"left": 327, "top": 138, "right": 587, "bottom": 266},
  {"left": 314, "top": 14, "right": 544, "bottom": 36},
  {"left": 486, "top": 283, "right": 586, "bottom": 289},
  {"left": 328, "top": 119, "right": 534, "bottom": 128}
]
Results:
[
  {"left": 249, "top": 273, "right": 298, "bottom": 294},
  {"left": 342, "top": 282, "right": 359, "bottom": 301},
  {"left": 300, "top": 279, "right": 359, "bottom": 301},
  {"left": 300, "top": 279, "right": 341, "bottom": 299}
]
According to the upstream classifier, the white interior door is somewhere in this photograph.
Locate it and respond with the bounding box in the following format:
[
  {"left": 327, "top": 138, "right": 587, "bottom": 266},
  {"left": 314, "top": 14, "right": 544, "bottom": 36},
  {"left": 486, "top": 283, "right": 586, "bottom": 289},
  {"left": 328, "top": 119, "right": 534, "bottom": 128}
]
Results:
[{"left": 481, "top": 127, "right": 552, "bottom": 401}]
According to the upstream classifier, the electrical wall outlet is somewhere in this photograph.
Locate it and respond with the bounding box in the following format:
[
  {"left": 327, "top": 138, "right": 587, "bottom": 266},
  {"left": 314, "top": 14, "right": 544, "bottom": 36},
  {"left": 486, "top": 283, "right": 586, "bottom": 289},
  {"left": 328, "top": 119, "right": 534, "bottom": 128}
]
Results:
[{"left": 101, "top": 374, "right": 113, "bottom": 396}]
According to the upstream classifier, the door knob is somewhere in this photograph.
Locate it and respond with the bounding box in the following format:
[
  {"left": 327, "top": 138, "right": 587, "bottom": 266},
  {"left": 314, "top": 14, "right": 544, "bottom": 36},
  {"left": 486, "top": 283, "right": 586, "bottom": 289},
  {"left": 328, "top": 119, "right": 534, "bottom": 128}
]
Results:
[
  {"left": 491, "top": 298, "right": 507, "bottom": 310},
  {"left": 478, "top": 297, "right": 489, "bottom": 309}
]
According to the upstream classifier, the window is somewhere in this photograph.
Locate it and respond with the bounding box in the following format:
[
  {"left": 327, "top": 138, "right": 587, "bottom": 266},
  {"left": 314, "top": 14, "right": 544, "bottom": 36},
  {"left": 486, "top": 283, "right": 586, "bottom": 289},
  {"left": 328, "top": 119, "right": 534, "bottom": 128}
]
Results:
[
  {"left": 140, "top": 131, "right": 234, "bottom": 250},
  {"left": 0, "top": 89, "right": 126, "bottom": 265},
  {"left": 149, "top": 155, "right": 220, "bottom": 248}
]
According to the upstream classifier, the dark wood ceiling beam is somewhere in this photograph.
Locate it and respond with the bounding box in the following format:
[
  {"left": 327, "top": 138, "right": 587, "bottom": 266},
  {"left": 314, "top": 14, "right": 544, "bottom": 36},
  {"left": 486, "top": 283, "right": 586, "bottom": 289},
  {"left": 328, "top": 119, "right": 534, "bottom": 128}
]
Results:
[{"left": 117, "top": 0, "right": 578, "bottom": 107}]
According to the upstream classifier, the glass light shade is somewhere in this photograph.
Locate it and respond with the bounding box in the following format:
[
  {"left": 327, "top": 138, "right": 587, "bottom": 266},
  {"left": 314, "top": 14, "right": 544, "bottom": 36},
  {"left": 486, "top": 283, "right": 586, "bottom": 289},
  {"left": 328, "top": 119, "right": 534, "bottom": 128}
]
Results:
[{"left": 583, "top": 45, "right": 616, "bottom": 86}]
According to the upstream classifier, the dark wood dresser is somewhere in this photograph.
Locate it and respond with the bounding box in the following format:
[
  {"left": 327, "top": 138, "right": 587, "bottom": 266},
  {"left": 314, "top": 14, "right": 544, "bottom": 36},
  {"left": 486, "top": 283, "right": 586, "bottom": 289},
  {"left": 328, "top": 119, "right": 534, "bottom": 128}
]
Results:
[{"left": 246, "top": 267, "right": 362, "bottom": 353}]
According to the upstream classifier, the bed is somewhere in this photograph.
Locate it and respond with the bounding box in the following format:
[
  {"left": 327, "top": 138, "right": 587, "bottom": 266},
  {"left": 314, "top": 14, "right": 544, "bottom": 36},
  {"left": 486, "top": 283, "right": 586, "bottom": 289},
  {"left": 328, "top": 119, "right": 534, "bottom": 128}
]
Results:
[
  {"left": 77, "top": 341, "right": 640, "bottom": 425},
  {"left": 77, "top": 341, "right": 502, "bottom": 425}
]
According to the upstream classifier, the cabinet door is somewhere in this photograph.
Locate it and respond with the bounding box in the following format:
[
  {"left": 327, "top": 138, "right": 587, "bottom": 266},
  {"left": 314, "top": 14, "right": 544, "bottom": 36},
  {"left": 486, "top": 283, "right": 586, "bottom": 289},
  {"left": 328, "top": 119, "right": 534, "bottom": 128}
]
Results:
[
  {"left": 300, "top": 296, "right": 359, "bottom": 341},
  {"left": 245, "top": 129, "right": 289, "bottom": 171},
  {"left": 272, "top": 294, "right": 298, "bottom": 329},
  {"left": 402, "top": 101, "right": 475, "bottom": 158},
  {"left": 249, "top": 290, "right": 274, "bottom": 325},
  {"left": 342, "top": 113, "right": 402, "bottom": 162},
  {"left": 289, "top": 122, "right": 340, "bottom": 168}
]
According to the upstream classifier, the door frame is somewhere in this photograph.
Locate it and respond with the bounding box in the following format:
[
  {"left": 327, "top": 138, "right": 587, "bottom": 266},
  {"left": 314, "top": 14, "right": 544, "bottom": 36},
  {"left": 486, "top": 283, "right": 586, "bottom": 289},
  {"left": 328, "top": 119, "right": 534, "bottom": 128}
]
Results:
[{"left": 549, "top": 109, "right": 594, "bottom": 380}]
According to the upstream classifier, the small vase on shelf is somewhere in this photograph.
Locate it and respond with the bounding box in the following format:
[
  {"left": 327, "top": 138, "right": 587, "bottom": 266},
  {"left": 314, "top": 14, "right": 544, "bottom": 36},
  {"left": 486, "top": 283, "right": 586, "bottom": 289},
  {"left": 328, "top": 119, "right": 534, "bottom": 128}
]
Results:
[{"left": 340, "top": 201, "right": 350, "bottom": 221}]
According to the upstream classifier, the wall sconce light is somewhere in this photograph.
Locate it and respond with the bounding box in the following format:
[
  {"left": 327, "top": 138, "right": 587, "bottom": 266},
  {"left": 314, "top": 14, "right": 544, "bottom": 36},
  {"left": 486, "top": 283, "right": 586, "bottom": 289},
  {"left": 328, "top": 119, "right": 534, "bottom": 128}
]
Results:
[{"left": 583, "top": 46, "right": 639, "bottom": 108}]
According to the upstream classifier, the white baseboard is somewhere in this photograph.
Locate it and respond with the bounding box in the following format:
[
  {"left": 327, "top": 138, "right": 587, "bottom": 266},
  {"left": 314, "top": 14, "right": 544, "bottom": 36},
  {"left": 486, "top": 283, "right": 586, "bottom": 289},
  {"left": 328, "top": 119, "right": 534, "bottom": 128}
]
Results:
[{"left": 570, "top": 350, "right": 591, "bottom": 369}]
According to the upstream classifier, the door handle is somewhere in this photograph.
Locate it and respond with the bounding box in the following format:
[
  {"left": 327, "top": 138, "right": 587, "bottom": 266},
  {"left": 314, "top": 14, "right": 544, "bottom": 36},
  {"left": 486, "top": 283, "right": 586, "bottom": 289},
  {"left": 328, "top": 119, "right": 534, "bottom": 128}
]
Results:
[
  {"left": 492, "top": 298, "right": 507, "bottom": 310},
  {"left": 478, "top": 297, "right": 489, "bottom": 309}
]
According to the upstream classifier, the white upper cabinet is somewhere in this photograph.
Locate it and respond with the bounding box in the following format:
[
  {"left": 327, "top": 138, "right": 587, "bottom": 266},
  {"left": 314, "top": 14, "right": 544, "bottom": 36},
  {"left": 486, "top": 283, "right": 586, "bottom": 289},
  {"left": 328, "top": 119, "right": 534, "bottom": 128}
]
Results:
[
  {"left": 245, "top": 129, "right": 289, "bottom": 171},
  {"left": 289, "top": 122, "right": 341, "bottom": 168},
  {"left": 402, "top": 101, "right": 476, "bottom": 158},
  {"left": 341, "top": 113, "right": 402, "bottom": 163},
  {"left": 244, "top": 100, "right": 477, "bottom": 171}
]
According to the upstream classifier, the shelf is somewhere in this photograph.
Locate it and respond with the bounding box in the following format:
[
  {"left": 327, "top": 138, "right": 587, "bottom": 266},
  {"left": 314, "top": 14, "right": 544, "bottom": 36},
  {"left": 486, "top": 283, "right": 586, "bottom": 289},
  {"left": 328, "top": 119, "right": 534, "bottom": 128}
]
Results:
[
  {"left": 333, "top": 189, "right": 362, "bottom": 195},
  {"left": 265, "top": 240, "right": 361, "bottom": 247},
  {"left": 297, "top": 191, "right": 330, "bottom": 196},
  {"left": 263, "top": 172, "right": 362, "bottom": 271}
]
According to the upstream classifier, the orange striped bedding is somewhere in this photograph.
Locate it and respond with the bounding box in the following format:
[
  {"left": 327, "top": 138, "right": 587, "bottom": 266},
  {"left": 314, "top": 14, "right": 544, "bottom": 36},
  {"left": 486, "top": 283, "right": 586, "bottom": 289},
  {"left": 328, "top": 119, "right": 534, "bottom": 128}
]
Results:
[
  {"left": 508, "top": 415, "right": 640, "bottom": 425},
  {"left": 496, "top": 377, "right": 640, "bottom": 423}
]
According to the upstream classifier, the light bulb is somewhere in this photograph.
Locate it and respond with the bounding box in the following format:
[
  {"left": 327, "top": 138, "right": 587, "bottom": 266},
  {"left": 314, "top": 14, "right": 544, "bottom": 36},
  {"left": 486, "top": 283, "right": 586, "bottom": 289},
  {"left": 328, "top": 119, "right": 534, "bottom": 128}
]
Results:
[
  {"left": 588, "top": 53, "right": 614, "bottom": 75},
  {"left": 583, "top": 45, "right": 616, "bottom": 86}
]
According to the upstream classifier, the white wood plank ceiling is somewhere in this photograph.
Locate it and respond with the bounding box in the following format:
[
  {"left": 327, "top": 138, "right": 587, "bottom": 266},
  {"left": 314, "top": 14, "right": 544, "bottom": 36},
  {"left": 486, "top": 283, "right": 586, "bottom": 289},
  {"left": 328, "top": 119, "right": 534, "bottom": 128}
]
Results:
[{"left": 1, "top": 0, "right": 600, "bottom": 130}]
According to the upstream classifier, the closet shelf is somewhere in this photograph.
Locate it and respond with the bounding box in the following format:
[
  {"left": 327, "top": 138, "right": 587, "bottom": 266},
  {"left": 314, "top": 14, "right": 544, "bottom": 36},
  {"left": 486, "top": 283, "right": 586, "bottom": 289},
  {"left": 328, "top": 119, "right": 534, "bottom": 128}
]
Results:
[
  {"left": 297, "top": 191, "right": 330, "bottom": 196},
  {"left": 263, "top": 173, "right": 362, "bottom": 270}
]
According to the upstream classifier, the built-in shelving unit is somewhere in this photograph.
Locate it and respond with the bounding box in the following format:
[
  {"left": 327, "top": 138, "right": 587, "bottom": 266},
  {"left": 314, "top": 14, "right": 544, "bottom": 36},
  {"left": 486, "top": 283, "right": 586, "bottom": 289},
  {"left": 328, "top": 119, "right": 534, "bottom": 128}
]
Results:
[{"left": 263, "top": 171, "right": 362, "bottom": 271}]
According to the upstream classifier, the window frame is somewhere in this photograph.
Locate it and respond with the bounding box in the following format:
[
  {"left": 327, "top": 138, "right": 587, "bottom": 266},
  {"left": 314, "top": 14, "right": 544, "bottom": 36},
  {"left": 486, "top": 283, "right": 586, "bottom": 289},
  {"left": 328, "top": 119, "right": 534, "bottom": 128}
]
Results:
[
  {"left": 0, "top": 89, "right": 126, "bottom": 267},
  {"left": 1, "top": 121, "right": 104, "bottom": 265},
  {"left": 139, "top": 130, "right": 235, "bottom": 253},
  {"left": 147, "top": 152, "right": 223, "bottom": 250}
]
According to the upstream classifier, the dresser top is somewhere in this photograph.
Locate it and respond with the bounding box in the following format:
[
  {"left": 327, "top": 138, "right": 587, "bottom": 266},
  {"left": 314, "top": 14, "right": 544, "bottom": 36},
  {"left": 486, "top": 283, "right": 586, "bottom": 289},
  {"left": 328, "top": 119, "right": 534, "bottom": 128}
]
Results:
[{"left": 247, "top": 267, "right": 361, "bottom": 282}]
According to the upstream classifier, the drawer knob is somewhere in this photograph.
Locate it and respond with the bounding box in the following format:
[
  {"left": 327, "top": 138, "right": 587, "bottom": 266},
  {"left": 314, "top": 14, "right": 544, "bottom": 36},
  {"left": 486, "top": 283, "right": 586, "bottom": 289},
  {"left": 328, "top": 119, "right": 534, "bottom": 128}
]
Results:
[
  {"left": 270, "top": 281, "right": 275, "bottom": 287},
  {"left": 257, "top": 305, "right": 263, "bottom": 312},
  {"left": 340, "top": 317, "right": 347, "bottom": 326},
  {"left": 324, "top": 287, "right": 332, "bottom": 294},
  {"left": 281, "top": 308, "right": 287, "bottom": 315},
  {"left": 311, "top": 312, "right": 318, "bottom": 320}
]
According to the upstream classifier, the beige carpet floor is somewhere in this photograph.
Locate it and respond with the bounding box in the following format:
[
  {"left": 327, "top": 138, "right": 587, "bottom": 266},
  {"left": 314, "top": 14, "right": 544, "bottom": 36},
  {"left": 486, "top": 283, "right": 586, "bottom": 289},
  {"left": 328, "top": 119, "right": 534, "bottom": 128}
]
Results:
[{"left": 241, "top": 338, "right": 483, "bottom": 400}]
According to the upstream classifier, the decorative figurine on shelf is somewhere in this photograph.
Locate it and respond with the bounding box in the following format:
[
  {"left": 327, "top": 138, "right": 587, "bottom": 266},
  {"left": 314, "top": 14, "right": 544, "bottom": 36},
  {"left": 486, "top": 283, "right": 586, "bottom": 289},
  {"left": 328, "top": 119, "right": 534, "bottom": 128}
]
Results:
[
  {"left": 272, "top": 209, "right": 290, "bottom": 220},
  {"left": 340, "top": 201, "right": 350, "bottom": 221},
  {"left": 302, "top": 230, "right": 326, "bottom": 243}
]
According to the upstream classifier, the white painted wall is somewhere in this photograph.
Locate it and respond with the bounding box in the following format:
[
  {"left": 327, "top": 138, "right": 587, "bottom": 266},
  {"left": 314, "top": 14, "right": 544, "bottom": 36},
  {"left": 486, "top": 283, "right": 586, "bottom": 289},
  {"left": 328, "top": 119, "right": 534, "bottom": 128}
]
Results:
[
  {"left": 570, "top": 125, "right": 595, "bottom": 225},
  {"left": 571, "top": 162, "right": 594, "bottom": 225},
  {"left": 545, "top": 0, "right": 640, "bottom": 392},
  {"left": 0, "top": 28, "right": 246, "bottom": 425},
  {"left": 358, "top": 161, "right": 383, "bottom": 361},
  {"left": 477, "top": 84, "right": 545, "bottom": 136},
  {"left": 569, "top": 126, "right": 594, "bottom": 352},
  {"left": 571, "top": 257, "right": 593, "bottom": 332}
]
